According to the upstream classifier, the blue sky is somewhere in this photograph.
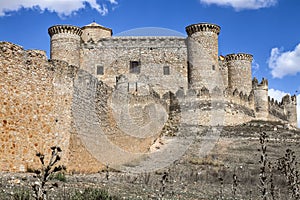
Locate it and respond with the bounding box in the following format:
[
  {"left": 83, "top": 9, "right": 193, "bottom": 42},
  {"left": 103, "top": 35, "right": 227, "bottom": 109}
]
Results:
[{"left": 0, "top": 0, "right": 299, "bottom": 125}]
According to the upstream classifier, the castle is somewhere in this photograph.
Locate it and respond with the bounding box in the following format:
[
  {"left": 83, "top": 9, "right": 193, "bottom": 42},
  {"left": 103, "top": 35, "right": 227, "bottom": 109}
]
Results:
[{"left": 0, "top": 22, "right": 297, "bottom": 172}]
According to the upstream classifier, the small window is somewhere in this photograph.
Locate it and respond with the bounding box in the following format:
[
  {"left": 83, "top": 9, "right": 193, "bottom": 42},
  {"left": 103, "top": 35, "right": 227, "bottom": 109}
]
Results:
[
  {"left": 163, "top": 66, "right": 170, "bottom": 75},
  {"left": 97, "top": 65, "right": 104, "bottom": 75},
  {"left": 130, "top": 61, "right": 140, "bottom": 74},
  {"left": 212, "top": 65, "right": 215, "bottom": 70}
]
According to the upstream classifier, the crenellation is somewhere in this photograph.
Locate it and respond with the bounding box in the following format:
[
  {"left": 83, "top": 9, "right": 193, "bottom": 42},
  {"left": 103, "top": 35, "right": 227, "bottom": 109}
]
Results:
[
  {"left": 253, "top": 77, "right": 268, "bottom": 89},
  {"left": 281, "top": 94, "right": 297, "bottom": 105},
  {"left": 185, "top": 23, "right": 221, "bottom": 36},
  {"left": 225, "top": 53, "right": 253, "bottom": 62},
  {"left": 48, "top": 25, "right": 83, "bottom": 37},
  {"left": 0, "top": 21, "right": 297, "bottom": 173},
  {"left": 85, "top": 36, "right": 187, "bottom": 48}
]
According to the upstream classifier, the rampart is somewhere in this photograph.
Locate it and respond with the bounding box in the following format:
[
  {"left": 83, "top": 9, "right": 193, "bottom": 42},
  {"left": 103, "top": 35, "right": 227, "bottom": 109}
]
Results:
[
  {"left": 0, "top": 21, "right": 298, "bottom": 172},
  {"left": 81, "top": 36, "right": 188, "bottom": 96},
  {"left": 0, "top": 42, "right": 74, "bottom": 171}
]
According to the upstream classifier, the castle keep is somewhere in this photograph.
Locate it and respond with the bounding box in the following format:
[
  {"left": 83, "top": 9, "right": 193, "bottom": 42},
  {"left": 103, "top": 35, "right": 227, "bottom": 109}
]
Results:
[{"left": 0, "top": 22, "right": 297, "bottom": 172}]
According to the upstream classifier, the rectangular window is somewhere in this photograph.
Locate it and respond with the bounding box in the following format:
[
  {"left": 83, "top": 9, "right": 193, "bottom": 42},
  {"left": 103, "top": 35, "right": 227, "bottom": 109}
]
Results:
[
  {"left": 130, "top": 61, "right": 140, "bottom": 74},
  {"left": 96, "top": 65, "right": 104, "bottom": 75},
  {"left": 163, "top": 66, "right": 170, "bottom": 75}
]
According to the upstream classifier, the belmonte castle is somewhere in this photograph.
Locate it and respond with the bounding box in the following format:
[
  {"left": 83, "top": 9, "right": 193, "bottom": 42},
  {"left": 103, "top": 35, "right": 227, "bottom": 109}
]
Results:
[{"left": 0, "top": 22, "right": 297, "bottom": 172}]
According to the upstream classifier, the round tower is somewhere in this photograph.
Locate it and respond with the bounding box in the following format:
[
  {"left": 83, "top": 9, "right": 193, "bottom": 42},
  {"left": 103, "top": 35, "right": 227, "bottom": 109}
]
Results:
[
  {"left": 226, "top": 53, "right": 253, "bottom": 95},
  {"left": 186, "top": 23, "right": 221, "bottom": 91},
  {"left": 81, "top": 22, "right": 112, "bottom": 43},
  {"left": 48, "top": 25, "right": 83, "bottom": 67},
  {"left": 282, "top": 95, "right": 297, "bottom": 127},
  {"left": 253, "top": 78, "right": 269, "bottom": 120}
]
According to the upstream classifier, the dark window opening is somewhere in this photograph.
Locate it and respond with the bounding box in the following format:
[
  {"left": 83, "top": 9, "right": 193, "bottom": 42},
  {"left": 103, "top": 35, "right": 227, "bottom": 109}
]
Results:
[
  {"left": 130, "top": 61, "right": 140, "bottom": 74},
  {"left": 212, "top": 65, "right": 215, "bottom": 70},
  {"left": 97, "top": 65, "right": 104, "bottom": 75},
  {"left": 163, "top": 66, "right": 170, "bottom": 75}
]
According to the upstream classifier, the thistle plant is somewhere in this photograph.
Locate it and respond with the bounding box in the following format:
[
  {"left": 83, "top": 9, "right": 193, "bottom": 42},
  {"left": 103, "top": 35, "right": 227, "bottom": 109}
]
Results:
[
  {"left": 268, "top": 162, "right": 276, "bottom": 200},
  {"left": 259, "top": 132, "right": 268, "bottom": 200},
  {"left": 159, "top": 171, "right": 169, "bottom": 198},
  {"left": 232, "top": 172, "right": 238, "bottom": 199},
  {"left": 32, "top": 146, "right": 66, "bottom": 200},
  {"left": 277, "top": 149, "right": 300, "bottom": 199}
]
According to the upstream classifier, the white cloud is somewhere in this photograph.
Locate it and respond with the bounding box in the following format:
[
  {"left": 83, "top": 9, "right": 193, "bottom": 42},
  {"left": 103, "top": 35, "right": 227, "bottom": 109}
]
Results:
[
  {"left": 268, "top": 88, "right": 300, "bottom": 128},
  {"left": 0, "top": 0, "right": 117, "bottom": 17},
  {"left": 200, "top": 0, "right": 277, "bottom": 10},
  {"left": 268, "top": 44, "right": 300, "bottom": 78},
  {"left": 268, "top": 88, "right": 288, "bottom": 102},
  {"left": 107, "top": 0, "right": 118, "bottom": 4},
  {"left": 252, "top": 59, "right": 260, "bottom": 75}
]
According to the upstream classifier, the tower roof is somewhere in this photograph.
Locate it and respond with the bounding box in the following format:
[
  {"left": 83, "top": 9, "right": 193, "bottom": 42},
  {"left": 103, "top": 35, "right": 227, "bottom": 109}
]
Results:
[
  {"left": 84, "top": 22, "right": 103, "bottom": 27},
  {"left": 81, "top": 22, "right": 112, "bottom": 33}
]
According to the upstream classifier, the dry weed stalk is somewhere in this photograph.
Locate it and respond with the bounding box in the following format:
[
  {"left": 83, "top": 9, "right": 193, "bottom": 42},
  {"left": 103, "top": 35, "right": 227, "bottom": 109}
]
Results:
[
  {"left": 232, "top": 172, "right": 238, "bottom": 199},
  {"left": 32, "top": 146, "right": 66, "bottom": 200},
  {"left": 259, "top": 132, "right": 268, "bottom": 200},
  {"left": 277, "top": 149, "right": 300, "bottom": 199}
]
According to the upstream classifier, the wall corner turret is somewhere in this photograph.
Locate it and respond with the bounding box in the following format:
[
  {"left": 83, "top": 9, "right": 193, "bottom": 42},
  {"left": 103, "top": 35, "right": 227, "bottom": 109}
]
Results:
[
  {"left": 48, "top": 25, "right": 82, "bottom": 67},
  {"left": 253, "top": 78, "right": 269, "bottom": 120},
  {"left": 185, "top": 23, "right": 221, "bottom": 91},
  {"left": 282, "top": 94, "right": 298, "bottom": 127},
  {"left": 226, "top": 53, "right": 253, "bottom": 95}
]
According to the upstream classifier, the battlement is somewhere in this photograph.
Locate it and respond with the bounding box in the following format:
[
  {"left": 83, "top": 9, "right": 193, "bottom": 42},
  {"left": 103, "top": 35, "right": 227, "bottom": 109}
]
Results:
[
  {"left": 269, "top": 97, "right": 282, "bottom": 107},
  {"left": 252, "top": 77, "right": 268, "bottom": 89},
  {"left": 1, "top": 21, "right": 298, "bottom": 174},
  {"left": 83, "top": 36, "right": 186, "bottom": 48},
  {"left": 225, "top": 53, "right": 253, "bottom": 62},
  {"left": 185, "top": 23, "right": 220, "bottom": 36},
  {"left": 282, "top": 94, "right": 297, "bottom": 105},
  {"left": 268, "top": 94, "right": 297, "bottom": 109},
  {"left": 268, "top": 95, "right": 297, "bottom": 123},
  {"left": 48, "top": 25, "right": 83, "bottom": 37}
]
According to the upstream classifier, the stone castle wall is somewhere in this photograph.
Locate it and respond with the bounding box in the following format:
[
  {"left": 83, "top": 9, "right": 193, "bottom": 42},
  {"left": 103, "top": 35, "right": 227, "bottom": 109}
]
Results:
[
  {"left": 0, "top": 42, "right": 171, "bottom": 172},
  {"left": 269, "top": 98, "right": 286, "bottom": 121},
  {"left": 80, "top": 36, "right": 188, "bottom": 96},
  {"left": 0, "top": 22, "right": 298, "bottom": 173},
  {"left": 0, "top": 42, "right": 74, "bottom": 171}
]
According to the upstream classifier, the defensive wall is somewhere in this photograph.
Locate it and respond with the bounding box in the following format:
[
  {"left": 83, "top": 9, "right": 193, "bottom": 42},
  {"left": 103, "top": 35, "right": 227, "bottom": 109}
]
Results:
[{"left": 0, "top": 22, "right": 298, "bottom": 172}]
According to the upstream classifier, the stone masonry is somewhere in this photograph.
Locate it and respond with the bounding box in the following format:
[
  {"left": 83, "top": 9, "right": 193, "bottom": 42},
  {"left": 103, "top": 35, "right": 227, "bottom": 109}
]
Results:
[{"left": 0, "top": 22, "right": 297, "bottom": 173}]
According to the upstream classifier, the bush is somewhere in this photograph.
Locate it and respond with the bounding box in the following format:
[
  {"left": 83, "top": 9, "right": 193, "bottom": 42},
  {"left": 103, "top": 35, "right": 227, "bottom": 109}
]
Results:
[
  {"left": 70, "top": 188, "right": 120, "bottom": 200},
  {"left": 50, "top": 172, "right": 67, "bottom": 182}
]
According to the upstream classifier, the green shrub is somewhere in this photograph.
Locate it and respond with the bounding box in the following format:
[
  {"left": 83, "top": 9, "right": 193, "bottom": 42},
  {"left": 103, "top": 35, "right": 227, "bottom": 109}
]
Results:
[
  {"left": 70, "top": 188, "right": 120, "bottom": 200},
  {"left": 50, "top": 172, "right": 67, "bottom": 182}
]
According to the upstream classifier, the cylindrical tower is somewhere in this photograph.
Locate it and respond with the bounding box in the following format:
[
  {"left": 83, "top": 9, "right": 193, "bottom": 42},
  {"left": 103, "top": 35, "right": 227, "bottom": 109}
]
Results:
[
  {"left": 226, "top": 53, "right": 253, "bottom": 95},
  {"left": 253, "top": 78, "right": 269, "bottom": 120},
  {"left": 48, "top": 25, "right": 83, "bottom": 67},
  {"left": 186, "top": 23, "right": 221, "bottom": 91},
  {"left": 282, "top": 95, "right": 298, "bottom": 127}
]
